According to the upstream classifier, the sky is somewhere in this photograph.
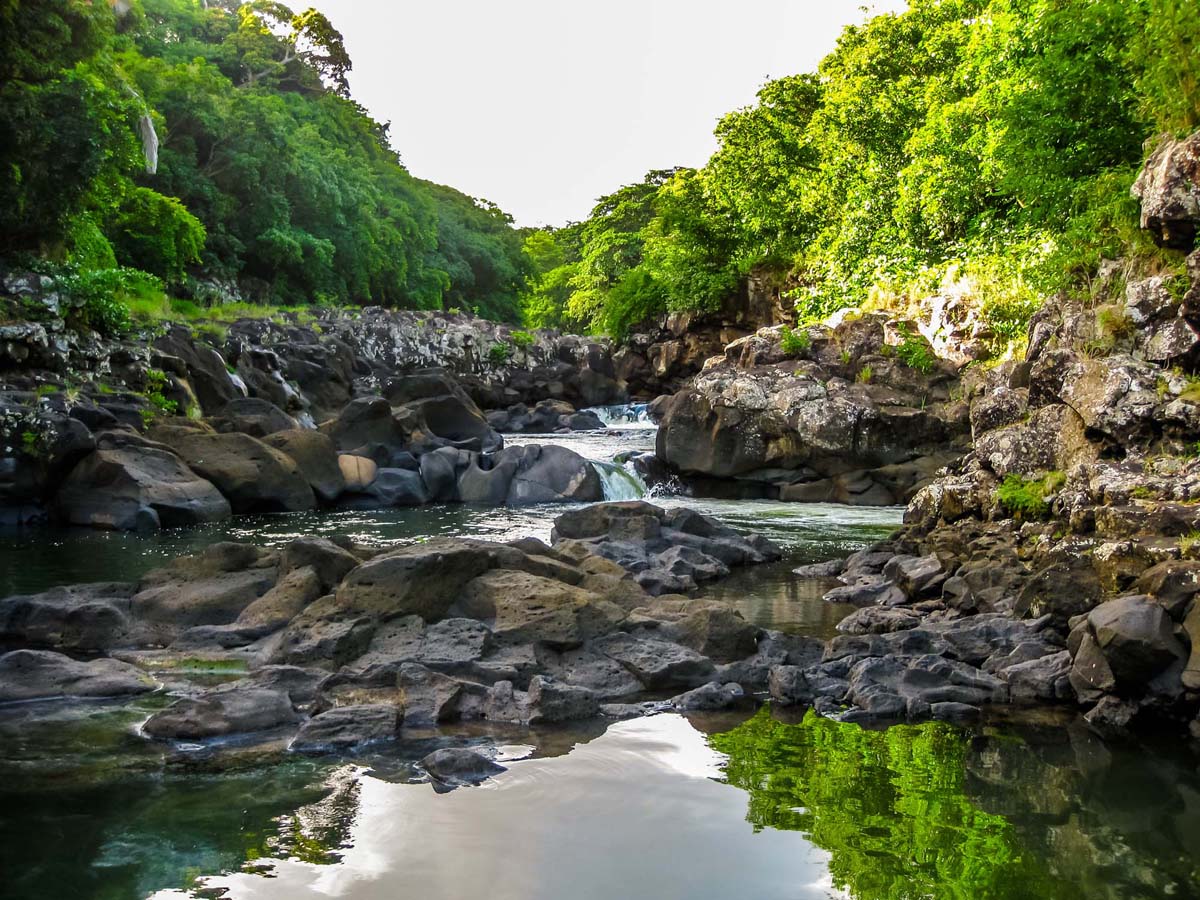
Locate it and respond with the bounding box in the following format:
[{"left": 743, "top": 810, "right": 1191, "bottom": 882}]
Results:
[{"left": 307, "top": 0, "right": 909, "bottom": 228}]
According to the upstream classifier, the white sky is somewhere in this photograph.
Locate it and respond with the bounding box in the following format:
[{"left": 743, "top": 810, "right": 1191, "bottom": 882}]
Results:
[{"left": 307, "top": 0, "right": 909, "bottom": 227}]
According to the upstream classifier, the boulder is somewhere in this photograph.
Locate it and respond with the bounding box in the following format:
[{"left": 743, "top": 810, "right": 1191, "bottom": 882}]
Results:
[
  {"left": 143, "top": 684, "right": 298, "bottom": 739},
  {"left": 290, "top": 705, "right": 400, "bottom": 752},
  {"left": 262, "top": 430, "right": 345, "bottom": 503},
  {"left": 0, "top": 649, "right": 155, "bottom": 703},
  {"left": 503, "top": 444, "right": 603, "bottom": 505},
  {"left": 420, "top": 747, "right": 506, "bottom": 789},
  {"left": 1085, "top": 594, "right": 1187, "bottom": 685},
  {"left": 56, "top": 438, "right": 230, "bottom": 531},
  {"left": 1132, "top": 130, "right": 1200, "bottom": 250},
  {"left": 338, "top": 454, "right": 378, "bottom": 492},
  {"left": 591, "top": 633, "right": 715, "bottom": 690},
  {"left": 0, "top": 582, "right": 137, "bottom": 651},
  {"left": 153, "top": 326, "right": 243, "bottom": 414},
  {"left": 366, "top": 467, "right": 428, "bottom": 507},
  {"left": 158, "top": 431, "right": 316, "bottom": 513},
  {"left": 671, "top": 681, "right": 745, "bottom": 711},
  {"left": 214, "top": 398, "right": 298, "bottom": 438}
]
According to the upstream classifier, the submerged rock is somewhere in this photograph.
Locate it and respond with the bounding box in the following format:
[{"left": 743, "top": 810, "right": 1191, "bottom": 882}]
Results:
[{"left": 420, "top": 747, "right": 507, "bottom": 789}]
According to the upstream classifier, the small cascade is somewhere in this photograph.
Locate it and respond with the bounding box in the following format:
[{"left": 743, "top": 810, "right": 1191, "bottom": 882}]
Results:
[
  {"left": 591, "top": 460, "right": 648, "bottom": 501},
  {"left": 586, "top": 403, "right": 655, "bottom": 429}
]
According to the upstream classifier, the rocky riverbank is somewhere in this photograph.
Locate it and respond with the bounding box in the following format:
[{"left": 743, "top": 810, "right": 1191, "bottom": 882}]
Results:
[{"left": 0, "top": 502, "right": 802, "bottom": 761}]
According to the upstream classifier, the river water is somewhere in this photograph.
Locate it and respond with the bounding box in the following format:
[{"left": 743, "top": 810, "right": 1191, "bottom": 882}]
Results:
[{"left": 1, "top": 415, "right": 1198, "bottom": 899}]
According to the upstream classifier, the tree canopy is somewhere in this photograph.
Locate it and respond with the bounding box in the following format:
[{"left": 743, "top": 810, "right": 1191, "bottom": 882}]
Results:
[
  {"left": 523, "top": 0, "right": 1198, "bottom": 340},
  {"left": 1, "top": 0, "right": 529, "bottom": 320}
]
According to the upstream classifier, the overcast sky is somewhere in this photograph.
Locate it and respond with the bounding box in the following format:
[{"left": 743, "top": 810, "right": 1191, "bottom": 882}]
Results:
[{"left": 307, "top": 0, "right": 908, "bottom": 227}]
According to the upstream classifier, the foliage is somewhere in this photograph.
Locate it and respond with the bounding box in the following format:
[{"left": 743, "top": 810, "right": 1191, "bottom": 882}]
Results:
[
  {"left": 779, "top": 325, "right": 810, "bottom": 357},
  {"left": 709, "top": 708, "right": 1061, "bottom": 899},
  {"left": 996, "top": 471, "right": 1066, "bottom": 519},
  {"left": 59, "top": 266, "right": 166, "bottom": 336},
  {"left": 895, "top": 326, "right": 936, "bottom": 373},
  {"left": 509, "top": 329, "right": 535, "bottom": 348},
  {"left": 524, "top": 0, "right": 1195, "bottom": 343},
  {"left": 1, "top": 0, "right": 530, "bottom": 320},
  {"left": 487, "top": 342, "right": 511, "bottom": 365}
]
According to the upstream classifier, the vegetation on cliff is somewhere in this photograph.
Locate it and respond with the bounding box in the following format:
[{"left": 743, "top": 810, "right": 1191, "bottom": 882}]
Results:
[
  {"left": 523, "top": 0, "right": 1198, "bottom": 340},
  {"left": 1, "top": 0, "right": 529, "bottom": 320}
]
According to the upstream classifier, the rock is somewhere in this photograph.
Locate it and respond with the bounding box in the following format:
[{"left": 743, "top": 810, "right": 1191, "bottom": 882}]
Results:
[
  {"left": 0, "top": 582, "right": 136, "bottom": 651},
  {"left": 396, "top": 662, "right": 465, "bottom": 725},
  {"left": 671, "top": 681, "right": 745, "bottom": 711},
  {"left": 1086, "top": 595, "right": 1186, "bottom": 685},
  {"left": 591, "top": 633, "right": 715, "bottom": 690},
  {"left": 1132, "top": 130, "right": 1200, "bottom": 250},
  {"left": 159, "top": 431, "right": 315, "bottom": 513},
  {"left": 235, "top": 565, "right": 324, "bottom": 629},
  {"left": 420, "top": 747, "right": 506, "bottom": 789},
  {"left": 526, "top": 675, "right": 600, "bottom": 723},
  {"left": 881, "top": 554, "right": 943, "bottom": 597},
  {"left": 383, "top": 371, "right": 502, "bottom": 454},
  {"left": 502, "top": 444, "right": 603, "bottom": 505},
  {"left": 1183, "top": 601, "right": 1200, "bottom": 690},
  {"left": 366, "top": 467, "right": 429, "bottom": 507},
  {"left": 1125, "top": 560, "right": 1200, "bottom": 619},
  {"left": 263, "top": 430, "right": 345, "bottom": 503},
  {"left": 835, "top": 606, "right": 922, "bottom": 635},
  {"left": 143, "top": 685, "right": 298, "bottom": 739},
  {"left": 823, "top": 578, "right": 907, "bottom": 607},
  {"left": 338, "top": 453, "right": 378, "bottom": 491},
  {"left": 56, "top": 438, "right": 230, "bottom": 530},
  {"left": 153, "top": 326, "right": 243, "bottom": 414},
  {"left": 335, "top": 539, "right": 499, "bottom": 620},
  {"left": 0, "top": 649, "right": 155, "bottom": 703},
  {"left": 538, "top": 647, "right": 643, "bottom": 700},
  {"left": 290, "top": 705, "right": 400, "bottom": 752},
  {"left": 280, "top": 537, "right": 361, "bottom": 591},
  {"left": 844, "top": 655, "right": 1007, "bottom": 721},
  {"left": 1001, "top": 650, "right": 1074, "bottom": 702},
  {"left": 457, "top": 570, "right": 625, "bottom": 648},
  {"left": 214, "top": 397, "right": 298, "bottom": 437},
  {"left": 248, "top": 665, "right": 327, "bottom": 705}
]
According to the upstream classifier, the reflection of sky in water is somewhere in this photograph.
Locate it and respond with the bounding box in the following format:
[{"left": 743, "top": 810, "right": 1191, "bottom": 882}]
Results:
[{"left": 155, "top": 715, "right": 838, "bottom": 900}]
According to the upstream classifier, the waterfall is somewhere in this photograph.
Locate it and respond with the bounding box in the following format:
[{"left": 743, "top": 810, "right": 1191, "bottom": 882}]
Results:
[
  {"left": 586, "top": 403, "right": 655, "bottom": 429},
  {"left": 591, "top": 460, "right": 648, "bottom": 501}
]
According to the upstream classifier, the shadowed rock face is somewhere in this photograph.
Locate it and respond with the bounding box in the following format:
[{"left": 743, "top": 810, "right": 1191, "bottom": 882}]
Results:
[{"left": 656, "top": 314, "right": 970, "bottom": 505}]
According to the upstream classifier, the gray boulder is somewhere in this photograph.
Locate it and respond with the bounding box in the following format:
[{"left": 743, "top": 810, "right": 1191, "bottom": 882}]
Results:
[
  {"left": 291, "top": 704, "right": 400, "bottom": 752},
  {"left": 0, "top": 649, "right": 155, "bottom": 703}
]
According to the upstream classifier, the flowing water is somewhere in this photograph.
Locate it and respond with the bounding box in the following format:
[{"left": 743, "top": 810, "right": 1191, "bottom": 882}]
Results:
[{"left": 1, "top": 424, "right": 1198, "bottom": 900}]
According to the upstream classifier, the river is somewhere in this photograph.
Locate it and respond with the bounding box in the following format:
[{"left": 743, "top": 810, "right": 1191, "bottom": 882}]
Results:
[{"left": 0, "top": 413, "right": 1197, "bottom": 899}]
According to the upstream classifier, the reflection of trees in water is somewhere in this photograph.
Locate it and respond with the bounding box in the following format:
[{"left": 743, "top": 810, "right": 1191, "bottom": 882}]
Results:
[
  {"left": 709, "top": 708, "right": 1200, "bottom": 900},
  {"left": 263, "top": 766, "right": 362, "bottom": 867}
]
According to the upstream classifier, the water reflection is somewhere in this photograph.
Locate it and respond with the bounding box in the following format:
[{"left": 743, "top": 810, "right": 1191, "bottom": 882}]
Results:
[
  {"left": 161, "top": 715, "right": 832, "bottom": 900},
  {"left": 710, "top": 707, "right": 1200, "bottom": 900}
]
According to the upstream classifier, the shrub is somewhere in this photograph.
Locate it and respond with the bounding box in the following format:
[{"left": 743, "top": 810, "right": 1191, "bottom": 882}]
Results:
[
  {"left": 780, "top": 325, "right": 811, "bottom": 357},
  {"left": 509, "top": 329, "right": 535, "bottom": 348},
  {"left": 488, "top": 342, "right": 512, "bottom": 365},
  {"left": 856, "top": 365, "right": 874, "bottom": 384},
  {"left": 996, "top": 471, "right": 1066, "bottom": 519},
  {"left": 895, "top": 326, "right": 937, "bottom": 373}
]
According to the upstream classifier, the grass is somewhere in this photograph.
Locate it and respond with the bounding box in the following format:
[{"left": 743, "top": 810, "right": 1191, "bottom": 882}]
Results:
[
  {"left": 996, "top": 471, "right": 1066, "bottom": 520},
  {"left": 856, "top": 364, "right": 874, "bottom": 384}
]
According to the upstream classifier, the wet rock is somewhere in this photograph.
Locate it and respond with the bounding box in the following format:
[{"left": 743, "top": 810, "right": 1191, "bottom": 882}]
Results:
[
  {"left": 143, "top": 685, "right": 298, "bottom": 739},
  {"left": 365, "top": 467, "right": 428, "bottom": 507},
  {"left": 1001, "top": 650, "right": 1074, "bottom": 702},
  {"left": 835, "top": 606, "right": 922, "bottom": 635},
  {"left": 291, "top": 705, "right": 400, "bottom": 753},
  {"left": 823, "top": 578, "right": 908, "bottom": 607},
  {"left": 0, "top": 649, "right": 155, "bottom": 703},
  {"left": 526, "top": 674, "right": 600, "bottom": 722},
  {"left": 1084, "top": 595, "right": 1186, "bottom": 686},
  {"left": 153, "top": 326, "right": 243, "bottom": 414},
  {"left": 501, "top": 444, "right": 603, "bottom": 505},
  {"left": 420, "top": 747, "right": 506, "bottom": 789}
]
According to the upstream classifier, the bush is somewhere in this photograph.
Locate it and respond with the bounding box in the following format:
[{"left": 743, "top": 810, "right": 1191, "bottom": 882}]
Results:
[
  {"left": 509, "top": 329, "right": 535, "bottom": 348},
  {"left": 58, "top": 267, "right": 163, "bottom": 336},
  {"left": 488, "top": 342, "right": 512, "bottom": 365},
  {"left": 996, "top": 471, "right": 1066, "bottom": 519},
  {"left": 780, "top": 325, "right": 811, "bottom": 356},
  {"left": 895, "top": 327, "right": 937, "bottom": 373}
]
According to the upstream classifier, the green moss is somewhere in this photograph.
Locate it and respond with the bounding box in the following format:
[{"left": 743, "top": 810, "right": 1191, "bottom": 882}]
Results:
[{"left": 996, "top": 471, "right": 1066, "bottom": 519}]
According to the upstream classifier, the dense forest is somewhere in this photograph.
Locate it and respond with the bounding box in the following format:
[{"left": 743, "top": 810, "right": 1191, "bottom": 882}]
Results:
[
  {"left": 523, "top": 0, "right": 1199, "bottom": 342},
  {"left": 1, "top": 0, "right": 530, "bottom": 322},
  {"left": 3, "top": 0, "right": 1197, "bottom": 341}
]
